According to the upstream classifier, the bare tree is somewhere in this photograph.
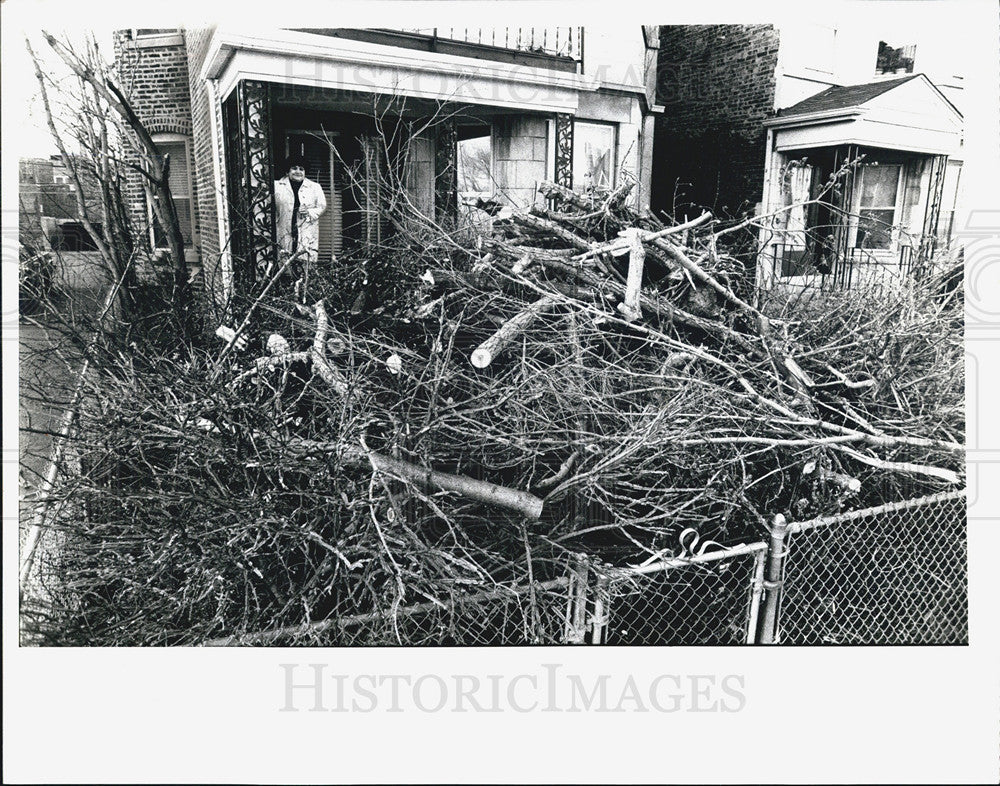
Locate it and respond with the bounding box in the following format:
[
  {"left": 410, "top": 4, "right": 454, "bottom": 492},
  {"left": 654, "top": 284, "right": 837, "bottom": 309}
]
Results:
[{"left": 28, "top": 32, "right": 191, "bottom": 334}]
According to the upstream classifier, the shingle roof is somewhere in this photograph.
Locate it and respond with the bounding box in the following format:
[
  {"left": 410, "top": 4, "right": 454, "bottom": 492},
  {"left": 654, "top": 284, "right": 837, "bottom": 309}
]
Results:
[{"left": 778, "top": 75, "right": 920, "bottom": 117}]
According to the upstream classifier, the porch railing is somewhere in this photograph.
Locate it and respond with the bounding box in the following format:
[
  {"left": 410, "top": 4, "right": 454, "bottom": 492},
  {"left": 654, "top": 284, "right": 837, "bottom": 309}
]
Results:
[
  {"left": 769, "top": 242, "right": 928, "bottom": 291},
  {"left": 386, "top": 27, "right": 584, "bottom": 62}
]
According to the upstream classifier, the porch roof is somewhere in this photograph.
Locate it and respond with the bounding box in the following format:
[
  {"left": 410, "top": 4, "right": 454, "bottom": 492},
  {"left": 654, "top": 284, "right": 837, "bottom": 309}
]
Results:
[
  {"left": 202, "top": 28, "right": 600, "bottom": 115},
  {"left": 764, "top": 74, "right": 963, "bottom": 156},
  {"left": 777, "top": 75, "right": 920, "bottom": 118}
]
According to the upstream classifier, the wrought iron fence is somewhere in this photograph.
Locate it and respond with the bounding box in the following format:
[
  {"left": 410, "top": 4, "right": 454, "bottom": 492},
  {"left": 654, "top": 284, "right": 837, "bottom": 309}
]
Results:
[
  {"left": 389, "top": 27, "right": 584, "bottom": 61},
  {"left": 769, "top": 242, "right": 927, "bottom": 292}
]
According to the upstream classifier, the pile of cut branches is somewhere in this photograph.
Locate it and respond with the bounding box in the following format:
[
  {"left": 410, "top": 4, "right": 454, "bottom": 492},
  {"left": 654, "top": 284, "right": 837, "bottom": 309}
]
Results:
[{"left": 21, "top": 179, "right": 964, "bottom": 645}]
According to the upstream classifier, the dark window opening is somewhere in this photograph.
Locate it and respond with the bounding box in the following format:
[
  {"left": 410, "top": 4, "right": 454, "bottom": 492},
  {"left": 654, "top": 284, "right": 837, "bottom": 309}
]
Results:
[
  {"left": 53, "top": 222, "right": 100, "bottom": 251},
  {"left": 876, "top": 41, "right": 916, "bottom": 75}
]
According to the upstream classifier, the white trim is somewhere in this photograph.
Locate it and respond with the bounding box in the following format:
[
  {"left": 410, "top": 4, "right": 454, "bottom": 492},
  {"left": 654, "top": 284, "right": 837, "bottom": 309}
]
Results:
[
  {"left": 149, "top": 133, "right": 197, "bottom": 254},
  {"left": 545, "top": 118, "right": 556, "bottom": 184},
  {"left": 758, "top": 128, "right": 775, "bottom": 289},
  {"left": 764, "top": 107, "right": 865, "bottom": 128},
  {"left": 206, "top": 79, "right": 233, "bottom": 302},
  {"left": 774, "top": 133, "right": 957, "bottom": 157},
  {"left": 201, "top": 28, "right": 594, "bottom": 113}
]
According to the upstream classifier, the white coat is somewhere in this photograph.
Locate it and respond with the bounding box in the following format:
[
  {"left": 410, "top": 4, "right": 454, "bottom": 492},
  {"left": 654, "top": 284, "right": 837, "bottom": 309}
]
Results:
[{"left": 274, "top": 176, "right": 327, "bottom": 260}]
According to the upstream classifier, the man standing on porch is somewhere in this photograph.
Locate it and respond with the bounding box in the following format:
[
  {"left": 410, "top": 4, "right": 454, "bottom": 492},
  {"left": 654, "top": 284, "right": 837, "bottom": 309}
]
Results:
[{"left": 274, "top": 153, "right": 327, "bottom": 287}]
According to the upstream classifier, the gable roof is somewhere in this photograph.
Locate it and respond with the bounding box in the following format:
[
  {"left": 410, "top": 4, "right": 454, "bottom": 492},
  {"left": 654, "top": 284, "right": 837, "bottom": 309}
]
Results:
[{"left": 779, "top": 75, "right": 920, "bottom": 117}]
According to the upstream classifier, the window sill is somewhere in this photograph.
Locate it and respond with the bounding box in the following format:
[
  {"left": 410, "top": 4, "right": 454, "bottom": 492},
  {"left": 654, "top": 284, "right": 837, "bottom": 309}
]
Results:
[{"left": 125, "top": 33, "right": 185, "bottom": 49}]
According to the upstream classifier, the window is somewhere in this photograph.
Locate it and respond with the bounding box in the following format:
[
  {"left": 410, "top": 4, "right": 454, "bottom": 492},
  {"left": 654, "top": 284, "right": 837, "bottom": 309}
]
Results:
[
  {"left": 128, "top": 29, "right": 184, "bottom": 48},
  {"left": 457, "top": 131, "right": 493, "bottom": 198},
  {"left": 876, "top": 41, "right": 916, "bottom": 75},
  {"left": 853, "top": 164, "right": 901, "bottom": 250},
  {"left": 573, "top": 121, "right": 616, "bottom": 191},
  {"left": 150, "top": 136, "right": 194, "bottom": 248}
]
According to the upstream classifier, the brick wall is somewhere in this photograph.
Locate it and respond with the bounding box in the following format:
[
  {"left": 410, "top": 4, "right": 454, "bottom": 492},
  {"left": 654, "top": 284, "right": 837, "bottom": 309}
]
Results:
[
  {"left": 112, "top": 30, "right": 198, "bottom": 281},
  {"left": 652, "top": 25, "right": 780, "bottom": 228},
  {"left": 182, "top": 26, "right": 224, "bottom": 315}
]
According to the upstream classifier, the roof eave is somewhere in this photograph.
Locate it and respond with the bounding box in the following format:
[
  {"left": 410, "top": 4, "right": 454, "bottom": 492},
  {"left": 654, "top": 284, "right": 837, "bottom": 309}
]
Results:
[{"left": 763, "top": 107, "right": 866, "bottom": 129}]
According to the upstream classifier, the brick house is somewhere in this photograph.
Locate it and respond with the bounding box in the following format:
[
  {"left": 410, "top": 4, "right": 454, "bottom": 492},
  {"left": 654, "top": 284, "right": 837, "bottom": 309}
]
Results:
[
  {"left": 113, "top": 26, "right": 662, "bottom": 305},
  {"left": 653, "top": 23, "right": 964, "bottom": 290}
]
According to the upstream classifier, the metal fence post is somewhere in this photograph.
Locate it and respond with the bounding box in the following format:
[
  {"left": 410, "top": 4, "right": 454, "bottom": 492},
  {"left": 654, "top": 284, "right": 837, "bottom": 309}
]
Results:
[
  {"left": 757, "top": 513, "right": 791, "bottom": 644},
  {"left": 590, "top": 572, "right": 611, "bottom": 645},
  {"left": 564, "top": 553, "right": 590, "bottom": 643},
  {"left": 745, "top": 548, "right": 768, "bottom": 644}
]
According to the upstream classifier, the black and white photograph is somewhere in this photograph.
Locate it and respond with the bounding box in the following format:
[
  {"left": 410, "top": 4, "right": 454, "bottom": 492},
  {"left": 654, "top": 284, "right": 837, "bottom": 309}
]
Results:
[{"left": 4, "top": 1, "right": 999, "bottom": 782}]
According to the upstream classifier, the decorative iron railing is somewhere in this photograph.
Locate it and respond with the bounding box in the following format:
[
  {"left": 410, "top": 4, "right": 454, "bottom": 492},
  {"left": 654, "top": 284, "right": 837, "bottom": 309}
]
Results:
[
  {"left": 768, "top": 241, "right": 928, "bottom": 291},
  {"left": 387, "top": 27, "right": 584, "bottom": 61}
]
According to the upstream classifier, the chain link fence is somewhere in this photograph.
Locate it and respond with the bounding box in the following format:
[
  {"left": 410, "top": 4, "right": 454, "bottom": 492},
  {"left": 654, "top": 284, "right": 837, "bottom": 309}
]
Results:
[
  {"left": 25, "top": 487, "right": 966, "bottom": 646},
  {"left": 770, "top": 491, "right": 967, "bottom": 644},
  {"left": 206, "top": 576, "right": 577, "bottom": 646}
]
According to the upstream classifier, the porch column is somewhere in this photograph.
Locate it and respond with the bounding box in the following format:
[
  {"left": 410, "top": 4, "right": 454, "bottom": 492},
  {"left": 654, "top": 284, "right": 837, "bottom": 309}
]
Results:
[
  {"left": 434, "top": 119, "right": 458, "bottom": 225},
  {"left": 225, "top": 79, "right": 275, "bottom": 288},
  {"left": 554, "top": 113, "right": 574, "bottom": 188}
]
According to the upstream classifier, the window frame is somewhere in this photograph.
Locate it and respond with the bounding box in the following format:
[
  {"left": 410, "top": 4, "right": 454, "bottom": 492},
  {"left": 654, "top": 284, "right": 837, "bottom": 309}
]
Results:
[
  {"left": 572, "top": 120, "right": 618, "bottom": 193},
  {"left": 849, "top": 163, "right": 904, "bottom": 253},
  {"left": 128, "top": 29, "right": 185, "bottom": 48},
  {"left": 148, "top": 132, "right": 196, "bottom": 252}
]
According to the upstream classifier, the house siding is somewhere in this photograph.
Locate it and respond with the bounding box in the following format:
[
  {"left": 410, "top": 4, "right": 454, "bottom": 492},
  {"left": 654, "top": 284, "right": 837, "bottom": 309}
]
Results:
[{"left": 652, "top": 25, "right": 780, "bottom": 224}]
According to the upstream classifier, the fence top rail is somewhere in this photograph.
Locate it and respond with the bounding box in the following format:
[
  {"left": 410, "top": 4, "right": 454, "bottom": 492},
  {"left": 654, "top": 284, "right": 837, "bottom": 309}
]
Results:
[
  {"left": 203, "top": 575, "right": 571, "bottom": 647},
  {"left": 788, "top": 489, "right": 966, "bottom": 534},
  {"left": 607, "top": 541, "right": 768, "bottom": 579}
]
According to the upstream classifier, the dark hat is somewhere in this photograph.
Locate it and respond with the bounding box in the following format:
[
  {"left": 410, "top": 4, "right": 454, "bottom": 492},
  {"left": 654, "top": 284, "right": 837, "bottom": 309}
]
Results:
[{"left": 285, "top": 153, "right": 307, "bottom": 171}]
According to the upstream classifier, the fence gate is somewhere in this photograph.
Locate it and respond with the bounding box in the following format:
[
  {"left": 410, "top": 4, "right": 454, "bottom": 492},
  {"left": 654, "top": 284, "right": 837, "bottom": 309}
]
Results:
[{"left": 585, "top": 544, "right": 768, "bottom": 645}]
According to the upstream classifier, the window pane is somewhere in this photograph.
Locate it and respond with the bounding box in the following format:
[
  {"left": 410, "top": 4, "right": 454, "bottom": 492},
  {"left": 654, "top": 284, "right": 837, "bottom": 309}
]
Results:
[
  {"left": 156, "top": 142, "right": 190, "bottom": 198},
  {"left": 856, "top": 208, "right": 894, "bottom": 249},
  {"left": 941, "top": 162, "right": 962, "bottom": 213},
  {"left": 153, "top": 197, "right": 193, "bottom": 246},
  {"left": 152, "top": 140, "right": 193, "bottom": 247},
  {"left": 573, "top": 122, "right": 615, "bottom": 191},
  {"left": 859, "top": 165, "right": 899, "bottom": 207}
]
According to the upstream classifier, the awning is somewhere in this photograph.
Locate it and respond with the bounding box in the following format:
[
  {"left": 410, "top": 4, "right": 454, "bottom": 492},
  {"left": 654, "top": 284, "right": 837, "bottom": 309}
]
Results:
[
  {"left": 201, "top": 28, "right": 599, "bottom": 115},
  {"left": 764, "top": 74, "right": 963, "bottom": 156}
]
